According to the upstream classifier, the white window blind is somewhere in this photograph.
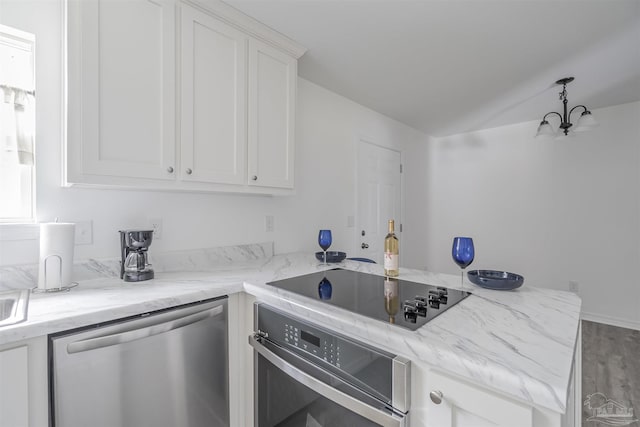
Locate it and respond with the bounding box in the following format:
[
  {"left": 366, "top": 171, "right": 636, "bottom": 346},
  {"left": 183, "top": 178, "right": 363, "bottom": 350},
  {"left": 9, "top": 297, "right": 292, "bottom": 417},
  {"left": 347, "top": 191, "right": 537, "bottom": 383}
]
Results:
[{"left": 0, "top": 24, "right": 35, "bottom": 222}]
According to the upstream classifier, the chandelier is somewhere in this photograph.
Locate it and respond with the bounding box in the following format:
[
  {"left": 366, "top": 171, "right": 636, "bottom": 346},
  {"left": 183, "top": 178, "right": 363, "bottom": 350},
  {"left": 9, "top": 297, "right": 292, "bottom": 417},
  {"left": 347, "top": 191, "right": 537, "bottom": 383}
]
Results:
[{"left": 535, "top": 77, "right": 598, "bottom": 138}]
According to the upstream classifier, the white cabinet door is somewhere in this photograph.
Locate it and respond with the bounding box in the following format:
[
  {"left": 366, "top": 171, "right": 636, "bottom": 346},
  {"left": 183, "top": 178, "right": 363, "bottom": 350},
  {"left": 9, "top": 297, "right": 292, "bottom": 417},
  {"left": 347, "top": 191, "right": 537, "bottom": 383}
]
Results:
[
  {"left": 0, "top": 345, "right": 28, "bottom": 427},
  {"left": 67, "top": 0, "right": 176, "bottom": 181},
  {"left": 427, "top": 371, "right": 533, "bottom": 427},
  {"left": 0, "top": 337, "right": 47, "bottom": 427},
  {"left": 248, "top": 39, "right": 296, "bottom": 189},
  {"left": 180, "top": 5, "right": 247, "bottom": 185}
]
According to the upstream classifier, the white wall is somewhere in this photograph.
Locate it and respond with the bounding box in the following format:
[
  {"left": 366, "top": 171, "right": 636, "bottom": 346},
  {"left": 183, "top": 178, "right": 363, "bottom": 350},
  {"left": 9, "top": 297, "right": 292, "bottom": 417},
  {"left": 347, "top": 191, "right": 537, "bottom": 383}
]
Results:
[
  {"left": 4, "top": 0, "right": 636, "bottom": 328},
  {"left": 278, "top": 78, "right": 427, "bottom": 256},
  {"left": 0, "top": 0, "right": 427, "bottom": 266},
  {"left": 407, "top": 101, "right": 640, "bottom": 329}
]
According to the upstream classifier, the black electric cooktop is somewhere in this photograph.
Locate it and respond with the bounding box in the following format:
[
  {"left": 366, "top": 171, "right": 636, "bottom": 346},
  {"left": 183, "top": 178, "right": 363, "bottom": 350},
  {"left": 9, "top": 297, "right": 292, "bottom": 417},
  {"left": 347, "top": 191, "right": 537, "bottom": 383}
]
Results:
[{"left": 266, "top": 269, "right": 470, "bottom": 331}]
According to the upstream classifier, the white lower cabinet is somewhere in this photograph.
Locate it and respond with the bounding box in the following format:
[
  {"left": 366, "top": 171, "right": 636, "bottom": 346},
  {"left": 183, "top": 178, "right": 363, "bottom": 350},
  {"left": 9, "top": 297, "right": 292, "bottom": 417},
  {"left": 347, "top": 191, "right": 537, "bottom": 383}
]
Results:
[
  {"left": 420, "top": 369, "right": 568, "bottom": 427},
  {"left": 0, "top": 337, "right": 48, "bottom": 427},
  {"left": 426, "top": 370, "right": 533, "bottom": 427}
]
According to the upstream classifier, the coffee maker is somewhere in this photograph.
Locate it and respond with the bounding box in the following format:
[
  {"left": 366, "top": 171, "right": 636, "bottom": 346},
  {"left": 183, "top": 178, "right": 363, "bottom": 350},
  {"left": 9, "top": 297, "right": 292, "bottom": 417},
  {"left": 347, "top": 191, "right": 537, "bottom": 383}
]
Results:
[{"left": 119, "top": 230, "right": 154, "bottom": 282}]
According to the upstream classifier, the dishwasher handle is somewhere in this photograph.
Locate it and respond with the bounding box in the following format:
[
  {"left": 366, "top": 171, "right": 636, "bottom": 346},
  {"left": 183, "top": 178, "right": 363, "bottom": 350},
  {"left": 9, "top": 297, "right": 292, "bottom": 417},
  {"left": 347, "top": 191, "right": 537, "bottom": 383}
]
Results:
[{"left": 67, "top": 304, "right": 224, "bottom": 354}]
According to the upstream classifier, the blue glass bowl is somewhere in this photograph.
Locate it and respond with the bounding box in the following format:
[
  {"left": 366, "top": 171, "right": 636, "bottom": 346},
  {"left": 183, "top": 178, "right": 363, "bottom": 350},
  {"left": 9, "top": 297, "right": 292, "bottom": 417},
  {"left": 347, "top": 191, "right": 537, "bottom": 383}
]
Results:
[
  {"left": 467, "top": 270, "right": 524, "bottom": 290},
  {"left": 315, "top": 251, "right": 347, "bottom": 263}
]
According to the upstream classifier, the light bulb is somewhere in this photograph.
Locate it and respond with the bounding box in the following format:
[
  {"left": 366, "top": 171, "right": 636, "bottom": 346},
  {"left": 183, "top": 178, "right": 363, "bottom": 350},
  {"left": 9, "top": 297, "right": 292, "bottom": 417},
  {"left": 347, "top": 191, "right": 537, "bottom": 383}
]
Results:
[
  {"left": 573, "top": 111, "right": 598, "bottom": 132},
  {"left": 535, "top": 120, "right": 556, "bottom": 138}
]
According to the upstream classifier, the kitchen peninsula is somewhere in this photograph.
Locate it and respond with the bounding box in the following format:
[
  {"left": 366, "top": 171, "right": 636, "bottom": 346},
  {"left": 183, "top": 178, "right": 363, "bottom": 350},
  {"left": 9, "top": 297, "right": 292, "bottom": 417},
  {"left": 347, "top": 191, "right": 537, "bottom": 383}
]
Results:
[{"left": 0, "top": 244, "right": 580, "bottom": 427}]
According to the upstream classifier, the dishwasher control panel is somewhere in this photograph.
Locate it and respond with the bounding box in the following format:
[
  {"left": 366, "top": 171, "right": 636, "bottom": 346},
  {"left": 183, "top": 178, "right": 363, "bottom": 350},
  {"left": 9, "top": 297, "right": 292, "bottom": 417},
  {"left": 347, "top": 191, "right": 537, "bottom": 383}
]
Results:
[{"left": 284, "top": 323, "right": 341, "bottom": 367}]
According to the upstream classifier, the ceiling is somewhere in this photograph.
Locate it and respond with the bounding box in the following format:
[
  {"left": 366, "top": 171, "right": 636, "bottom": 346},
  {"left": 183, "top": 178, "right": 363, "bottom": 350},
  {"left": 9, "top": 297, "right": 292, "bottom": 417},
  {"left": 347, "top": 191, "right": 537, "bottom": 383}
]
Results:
[{"left": 225, "top": 0, "right": 640, "bottom": 137}]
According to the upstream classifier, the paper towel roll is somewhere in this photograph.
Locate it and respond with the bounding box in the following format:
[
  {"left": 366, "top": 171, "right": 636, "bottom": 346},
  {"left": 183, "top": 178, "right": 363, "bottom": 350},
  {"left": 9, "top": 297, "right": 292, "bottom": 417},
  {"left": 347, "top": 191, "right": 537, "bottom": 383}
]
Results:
[{"left": 38, "top": 223, "right": 75, "bottom": 290}]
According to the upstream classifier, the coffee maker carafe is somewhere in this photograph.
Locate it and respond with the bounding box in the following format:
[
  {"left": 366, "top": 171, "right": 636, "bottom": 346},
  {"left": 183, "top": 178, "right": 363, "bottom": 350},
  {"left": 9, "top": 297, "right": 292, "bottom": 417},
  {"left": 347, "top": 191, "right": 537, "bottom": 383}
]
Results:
[{"left": 119, "top": 230, "right": 154, "bottom": 282}]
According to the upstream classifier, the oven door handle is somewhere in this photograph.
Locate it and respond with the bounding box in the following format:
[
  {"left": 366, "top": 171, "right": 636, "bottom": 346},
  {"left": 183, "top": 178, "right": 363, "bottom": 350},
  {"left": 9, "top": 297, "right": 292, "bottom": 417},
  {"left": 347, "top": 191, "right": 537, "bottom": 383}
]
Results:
[{"left": 249, "top": 335, "right": 406, "bottom": 427}]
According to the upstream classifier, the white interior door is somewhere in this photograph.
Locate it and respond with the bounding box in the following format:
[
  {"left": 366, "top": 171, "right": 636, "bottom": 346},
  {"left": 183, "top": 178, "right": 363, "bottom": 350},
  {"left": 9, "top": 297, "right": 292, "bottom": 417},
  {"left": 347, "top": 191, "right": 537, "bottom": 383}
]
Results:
[{"left": 355, "top": 140, "right": 402, "bottom": 264}]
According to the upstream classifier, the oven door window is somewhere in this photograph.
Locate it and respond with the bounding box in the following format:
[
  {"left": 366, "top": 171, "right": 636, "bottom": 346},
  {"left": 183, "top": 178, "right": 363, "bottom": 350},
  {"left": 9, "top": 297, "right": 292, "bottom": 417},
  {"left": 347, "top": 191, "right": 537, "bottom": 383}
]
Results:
[{"left": 257, "top": 353, "right": 390, "bottom": 427}]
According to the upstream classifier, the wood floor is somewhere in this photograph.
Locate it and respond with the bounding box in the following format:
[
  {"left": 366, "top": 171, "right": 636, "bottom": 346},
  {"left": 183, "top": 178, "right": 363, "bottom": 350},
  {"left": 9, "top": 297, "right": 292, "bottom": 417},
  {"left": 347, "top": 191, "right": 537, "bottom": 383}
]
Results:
[{"left": 581, "top": 320, "right": 640, "bottom": 427}]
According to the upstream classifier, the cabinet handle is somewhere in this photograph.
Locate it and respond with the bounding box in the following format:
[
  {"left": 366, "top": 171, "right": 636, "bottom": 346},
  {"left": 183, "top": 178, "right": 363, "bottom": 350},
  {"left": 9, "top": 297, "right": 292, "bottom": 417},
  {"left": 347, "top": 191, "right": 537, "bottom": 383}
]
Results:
[
  {"left": 186, "top": 168, "right": 192, "bottom": 175},
  {"left": 251, "top": 175, "right": 258, "bottom": 181},
  {"left": 167, "top": 166, "right": 174, "bottom": 173},
  {"left": 430, "top": 390, "right": 443, "bottom": 405}
]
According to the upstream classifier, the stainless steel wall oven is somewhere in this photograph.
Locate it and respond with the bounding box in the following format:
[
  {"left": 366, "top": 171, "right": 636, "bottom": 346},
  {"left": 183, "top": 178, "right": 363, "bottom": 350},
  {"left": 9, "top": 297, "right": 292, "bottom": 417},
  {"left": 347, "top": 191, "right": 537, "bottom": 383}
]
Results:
[{"left": 250, "top": 303, "right": 410, "bottom": 427}]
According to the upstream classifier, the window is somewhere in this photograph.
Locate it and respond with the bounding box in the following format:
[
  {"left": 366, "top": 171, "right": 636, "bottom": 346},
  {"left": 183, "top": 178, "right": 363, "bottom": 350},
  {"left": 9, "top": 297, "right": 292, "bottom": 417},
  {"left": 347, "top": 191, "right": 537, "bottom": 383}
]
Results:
[{"left": 0, "top": 24, "right": 36, "bottom": 222}]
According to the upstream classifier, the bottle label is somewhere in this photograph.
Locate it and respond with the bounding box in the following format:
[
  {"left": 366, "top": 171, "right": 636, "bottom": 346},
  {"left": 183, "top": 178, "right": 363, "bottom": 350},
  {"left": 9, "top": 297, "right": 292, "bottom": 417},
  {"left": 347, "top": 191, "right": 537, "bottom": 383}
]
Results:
[
  {"left": 384, "top": 278, "right": 398, "bottom": 297},
  {"left": 384, "top": 253, "right": 398, "bottom": 270}
]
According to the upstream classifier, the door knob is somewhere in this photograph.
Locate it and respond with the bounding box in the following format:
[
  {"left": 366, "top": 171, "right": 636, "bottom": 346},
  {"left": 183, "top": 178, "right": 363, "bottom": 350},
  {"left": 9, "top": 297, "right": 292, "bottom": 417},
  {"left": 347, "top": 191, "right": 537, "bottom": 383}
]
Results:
[
  {"left": 430, "top": 390, "right": 443, "bottom": 405},
  {"left": 167, "top": 166, "right": 174, "bottom": 173},
  {"left": 186, "top": 168, "right": 192, "bottom": 175},
  {"left": 251, "top": 175, "right": 258, "bottom": 181},
  {"left": 361, "top": 243, "right": 369, "bottom": 249}
]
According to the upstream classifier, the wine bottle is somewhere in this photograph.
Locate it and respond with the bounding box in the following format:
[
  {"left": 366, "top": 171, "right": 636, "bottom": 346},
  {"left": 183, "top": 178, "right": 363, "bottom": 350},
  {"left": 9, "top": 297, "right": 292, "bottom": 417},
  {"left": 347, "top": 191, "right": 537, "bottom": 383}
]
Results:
[
  {"left": 384, "top": 277, "right": 399, "bottom": 324},
  {"left": 384, "top": 219, "right": 399, "bottom": 277}
]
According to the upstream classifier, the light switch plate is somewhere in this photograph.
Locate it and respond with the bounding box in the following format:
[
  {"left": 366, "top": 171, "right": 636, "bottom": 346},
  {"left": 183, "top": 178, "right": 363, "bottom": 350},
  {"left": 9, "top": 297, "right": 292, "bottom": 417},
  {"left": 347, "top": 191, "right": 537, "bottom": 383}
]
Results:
[
  {"left": 265, "top": 215, "right": 274, "bottom": 232},
  {"left": 569, "top": 281, "right": 579, "bottom": 294},
  {"left": 149, "top": 218, "right": 163, "bottom": 239},
  {"left": 347, "top": 216, "right": 355, "bottom": 227},
  {"left": 75, "top": 220, "right": 93, "bottom": 245}
]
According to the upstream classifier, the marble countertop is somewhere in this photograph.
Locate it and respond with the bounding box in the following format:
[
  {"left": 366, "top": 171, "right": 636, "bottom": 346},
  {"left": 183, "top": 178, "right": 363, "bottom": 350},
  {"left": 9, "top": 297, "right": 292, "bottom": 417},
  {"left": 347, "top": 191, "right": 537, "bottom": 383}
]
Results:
[{"left": 0, "top": 250, "right": 581, "bottom": 415}]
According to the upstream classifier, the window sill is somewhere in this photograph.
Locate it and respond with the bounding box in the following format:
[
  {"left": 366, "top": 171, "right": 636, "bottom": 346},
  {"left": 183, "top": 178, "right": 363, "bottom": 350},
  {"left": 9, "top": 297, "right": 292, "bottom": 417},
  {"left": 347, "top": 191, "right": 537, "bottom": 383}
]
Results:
[{"left": 0, "top": 223, "right": 39, "bottom": 241}]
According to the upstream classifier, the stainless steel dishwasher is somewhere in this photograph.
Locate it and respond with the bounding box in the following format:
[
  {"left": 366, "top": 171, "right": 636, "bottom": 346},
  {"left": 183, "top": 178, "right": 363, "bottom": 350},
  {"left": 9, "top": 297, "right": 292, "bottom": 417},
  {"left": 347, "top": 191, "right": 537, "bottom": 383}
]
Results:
[{"left": 50, "top": 297, "right": 228, "bottom": 427}]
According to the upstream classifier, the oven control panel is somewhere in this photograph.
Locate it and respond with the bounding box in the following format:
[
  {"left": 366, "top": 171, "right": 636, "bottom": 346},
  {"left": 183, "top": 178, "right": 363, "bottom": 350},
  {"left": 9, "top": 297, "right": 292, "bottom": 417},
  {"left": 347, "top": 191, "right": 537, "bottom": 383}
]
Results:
[
  {"left": 256, "top": 302, "right": 398, "bottom": 376},
  {"left": 284, "top": 323, "right": 341, "bottom": 367}
]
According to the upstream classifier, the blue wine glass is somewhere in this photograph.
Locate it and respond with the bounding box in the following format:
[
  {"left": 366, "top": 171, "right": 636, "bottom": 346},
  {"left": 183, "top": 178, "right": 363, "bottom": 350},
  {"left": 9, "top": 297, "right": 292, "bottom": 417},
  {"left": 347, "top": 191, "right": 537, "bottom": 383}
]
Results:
[
  {"left": 318, "top": 276, "right": 333, "bottom": 300},
  {"left": 452, "top": 237, "right": 474, "bottom": 286},
  {"left": 318, "top": 230, "right": 332, "bottom": 265}
]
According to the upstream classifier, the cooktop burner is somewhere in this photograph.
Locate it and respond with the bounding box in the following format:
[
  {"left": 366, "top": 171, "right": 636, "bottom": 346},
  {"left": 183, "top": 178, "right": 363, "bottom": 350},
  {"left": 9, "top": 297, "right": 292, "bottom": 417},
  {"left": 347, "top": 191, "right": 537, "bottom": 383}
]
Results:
[{"left": 266, "top": 269, "right": 470, "bottom": 331}]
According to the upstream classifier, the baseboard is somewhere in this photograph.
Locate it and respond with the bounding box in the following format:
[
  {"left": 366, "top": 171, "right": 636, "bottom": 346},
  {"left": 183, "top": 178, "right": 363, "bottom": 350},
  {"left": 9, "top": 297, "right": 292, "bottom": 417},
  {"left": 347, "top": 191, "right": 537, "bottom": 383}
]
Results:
[{"left": 581, "top": 311, "right": 640, "bottom": 331}]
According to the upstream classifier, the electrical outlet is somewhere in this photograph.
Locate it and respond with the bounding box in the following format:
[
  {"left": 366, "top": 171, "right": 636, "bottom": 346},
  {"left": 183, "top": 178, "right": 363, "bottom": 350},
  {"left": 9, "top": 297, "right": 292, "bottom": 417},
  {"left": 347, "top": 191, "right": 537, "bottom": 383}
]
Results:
[
  {"left": 569, "top": 281, "right": 579, "bottom": 294},
  {"left": 265, "top": 215, "right": 274, "bottom": 232},
  {"left": 75, "top": 220, "right": 93, "bottom": 245},
  {"left": 347, "top": 215, "right": 355, "bottom": 227},
  {"left": 149, "top": 218, "right": 163, "bottom": 239}
]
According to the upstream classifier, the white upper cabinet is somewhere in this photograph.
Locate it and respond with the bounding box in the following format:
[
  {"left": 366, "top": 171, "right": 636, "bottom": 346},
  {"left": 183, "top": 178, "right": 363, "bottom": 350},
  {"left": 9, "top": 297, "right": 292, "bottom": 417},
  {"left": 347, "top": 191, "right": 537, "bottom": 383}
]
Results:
[
  {"left": 66, "top": 0, "right": 306, "bottom": 194},
  {"left": 248, "top": 39, "right": 296, "bottom": 189},
  {"left": 181, "top": 5, "right": 247, "bottom": 185},
  {"left": 67, "top": 0, "right": 176, "bottom": 182}
]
